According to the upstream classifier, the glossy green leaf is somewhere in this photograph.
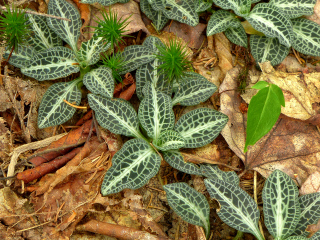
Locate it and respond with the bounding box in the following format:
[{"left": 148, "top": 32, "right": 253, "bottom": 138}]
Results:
[
  {"left": 224, "top": 22, "right": 248, "bottom": 48},
  {"left": 246, "top": 3, "right": 293, "bottom": 47},
  {"left": 200, "top": 164, "right": 239, "bottom": 185},
  {"left": 204, "top": 179, "right": 264, "bottom": 240},
  {"left": 263, "top": 170, "right": 300, "bottom": 239},
  {"left": 101, "top": 138, "right": 161, "bottom": 195},
  {"left": 26, "top": 10, "right": 62, "bottom": 51},
  {"left": 47, "top": 0, "right": 81, "bottom": 52},
  {"left": 162, "top": 150, "right": 202, "bottom": 175},
  {"left": 162, "top": 0, "right": 199, "bottom": 26},
  {"left": 136, "top": 60, "right": 172, "bottom": 100},
  {"left": 212, "top": 0, "right": 251, "bottom": 17},
  {"left": 38, "top": 78, "right": 82, "bottom": 129},
  {"left": 172, "top": 72, "right": 217, "bottom": 106},
  {"left": 269, "top": 0, "right": 316, "bottom": 19},
  {"left": 80, "top": 0, "right": 129, "bottom": 5},
  {"left": 5, "top": 46, "right": 35, "bottom": 68},
  {"left": 293, "top": 193, "right": 320, "bottom": 237},
  {"left": 138, "top": 84, "right": 174, "bottom": 140},
  {"left": 195, "top": 0, "right": 212, "bottom": 12},
  {"left": 311, "top": 231, "right": 320, "bottom": 240},
  {"left": 244, "top": 83, "right": 284, "bottom": 152},
  {"left": 88, "top": 94, "right": 143, "bottom": 138},
  {"left": 118, "top": 45, "right": 155, "bottom": 74},
  {"left": 78, "top": 33, "right": 110, "bottom": 67},
  {"left": 21, "top": 46, "right": 80, "bottom": 81},
  {"left": 251, "top": 81, "right": 269, "bottom": 89},
  {"left": 207, "top": 10, "right": 238, "bottom": 36},
  {"left": 164, "top": 183, "right": 210, "bottom": 238},
  {"left": 83, "top": 66, "right": 114, "bottom": 98},
  {"left": 140, "top": 0, "right": 169, "bottom": 31},
  {"left": 175, "top": 108, "right": 228, "bottom": 148},
  {"left": 153, "top": 130, "right": 185, "bottom": 151},
  {"left": 250, "top": 35, "right": 289, "bottom": 66},
  {"left": 292, "top": 18, "right": 320, "bottom": 57}
]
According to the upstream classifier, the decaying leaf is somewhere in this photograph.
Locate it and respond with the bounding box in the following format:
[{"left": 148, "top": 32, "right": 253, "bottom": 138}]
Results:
[
  {"left": 220, "top": 66, "right": 320, "bottom": 184},
  {"left": 214, "top": 33, "right": 233, "bottom": 77}
]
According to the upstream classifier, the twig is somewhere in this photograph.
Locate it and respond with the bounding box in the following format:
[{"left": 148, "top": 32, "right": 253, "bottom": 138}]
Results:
[
  {"left": 0, "top": 6, "right": 71, "bottom": 22},
  {"left": 63, "top": 99, "right": 87, "bottom": 109}
]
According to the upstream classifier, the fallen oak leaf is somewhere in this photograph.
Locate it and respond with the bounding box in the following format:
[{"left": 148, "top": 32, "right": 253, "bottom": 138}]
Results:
[
  {"left": 76, "top": 219, "right": 170, "bottom": 240},
  {"left": 17, "top": 147, "right": 81, "bottom": 184}
]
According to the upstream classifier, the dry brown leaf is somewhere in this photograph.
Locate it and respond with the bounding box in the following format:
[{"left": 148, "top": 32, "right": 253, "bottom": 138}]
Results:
[
  {"left": 88, "top": 0, "right": 149, "bottom": 39},
  {"left": 163, "top": 22, "right": 206, "bottom": 49},
  {"left": 0, "top": 117, "right": 10, "bottom": 160},
  {"left": 214, "top": 33, "right": 233, "bottom": 77},
  {"left": 300, "top": 171, "right": 320, "bottom": 195},
  {"left": 72, "top": 0, "right": 91, "bottom": 34},
  {"left": 220, "top": 66, "right": 320, "bottom": 183},
  {"left": 242, "top": 62, "right": 320, "bottom": 122}
]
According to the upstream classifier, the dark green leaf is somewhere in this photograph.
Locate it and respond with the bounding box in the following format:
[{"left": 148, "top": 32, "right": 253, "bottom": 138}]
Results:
[
  {"left": 212, "top": 0, "right": 251, "bottom": 17},
  {"left": 5, "top": 45, "right": 35, "bottom": 68},
  {"left": 269, "top": 0, "right": 316, "bottom": 19},
  {"left": 140, "top": 0, "right": 169, "bottom": 31},
  {"left": 224, "top": 22, "right": 248, "bottom": 48},
  {"left": 164, "top": 183, "right": 210, "bottom": 238},
  {"left": 101, "top": 138, "right": 161, "bottom": 195},
  {"left": 38, "top": 78, "right": 82, "bottom": 128},
  {"left": 175, "top": 108, "right": 228, "bottom": 148},
  {"left": 263, "top": 170, "right": 300, "bottom": 239},
  {"left": 200, "top": 164, "right": 239, "bottom": 185},
  {"left": 206, "top": 10, "right": 238, "bottom": 36},
  {"left": 153, "top": 130, "right": 185, "bottom": 151}
]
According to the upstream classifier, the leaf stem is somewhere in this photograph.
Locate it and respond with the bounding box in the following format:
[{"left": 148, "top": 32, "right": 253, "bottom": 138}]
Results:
[{"left": 232, "top": 231, "right": 243, "bottom": 240}]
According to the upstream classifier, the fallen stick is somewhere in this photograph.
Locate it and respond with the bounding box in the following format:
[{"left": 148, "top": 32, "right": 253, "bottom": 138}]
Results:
[
  {"left": 76, "top": 220, "right": 170, "bottom": 240},
  {"left": 17, "top": 147, "right": 81, "bottom": 183}
]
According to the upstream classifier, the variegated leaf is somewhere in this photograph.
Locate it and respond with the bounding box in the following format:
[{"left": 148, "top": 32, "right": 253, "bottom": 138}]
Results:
[
  {"left": 78, "top": 34, "right": 110, "bottom": 67},
  {"left": 311, "top": 231, "right": 320, "bottom": 240},
  {"left": 200, "top": 164, "right": 239, "bottom": 185},
  {"left": 175, "top": 108, "right": 228, "bottom": 148},
  {"left": 136, "top": 60, "right": 172, "bottom": 100},
  {"left": 80, "top": 0, "right": 129, "bottom": 4},
  {"left": 224, "top": 23, "right": 248, "bottom": 48},
  {"left": 292, "top": 192, "right": 320, "bottom": 237},
  {"left": 138, "top": 84, "right": 174, "bottom": 140},
  {"left": 118, "top": 45, "right": 155, "bottom": 74},
  {"left": 286, "top": 237, "right": 308, "bottom": 240},
  {"left": 140, "top": 0, "right": 169, "bottom": 31},
  {"left": 162, "top": 150, "right": 202, "bottom": 175},
  {"left": 21, "top": 47, "right": 80, "bottom": 81},
  {"left": 250, "top": 35, "right": 289, "bottom": 66},
  {"left": 47, "top": 0, "right": 81, "bottom": 52},
  {"left": 162, "top": 0, "right": 199, "bottom": 26},
  {"left": 204, "top": 179, "right": 264, "bottom": 239},
  {"left": 164, "top": 183, "right": 210, "bottom": 238},
  {"left": 142, "top": 35, "right": 165, "bottom": 52},
  {"left": 38, "top": 78, "right": 82, "bottom": 128},
  {"left": 101, "top": 138, "right": 161, "bottom": 195},
  {"left": 153, "top": 130, "right": 185, "bottom": 151},
  {"left": 172, "top": 72, "right": 217, "bottom": 106},
  {"left": 207, "top": 10, "right": 239, "bottom": 36},
  {"left": 263, "top": 170, "right": 300, "bottom": 239},
  {"left": 26, "top": 10, "right": 62, "bottom": 51},
  {"left": 88, "top": 94, "right": 143, "bottom": 138},
  {"left": 269, "top": 0, "right": 316, "bottom": 19},
  {"left": 292, "top": 18, "right": 320, "bottom": 57},
  {"left": 83, "top": 66, "right": 114, "bottom": 98},
  {"left": 195, "top": 0, "right": 212, "bottom": 12},
  {"left": 246, "top": 3, "right": 293, "bottom": 47},
  {"left": 212, "top": 0, "right": 251, "bottom": 17},
  {"left": 150, "top": 0, "right": 166, "bottom": 11},
  {"left": 5, "top": 46, "right": 35, "bottom": 68}
]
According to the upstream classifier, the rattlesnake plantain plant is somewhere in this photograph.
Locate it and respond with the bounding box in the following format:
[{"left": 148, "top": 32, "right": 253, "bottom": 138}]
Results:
[
  {"left": 206, "top": 0, "right": 319, "bottom": 66},
  {"left": 165, "top": 169, "right": 320, "bottom": 240},
  {"left": 2, "top": 0, "right": 159, "bottom": 128}
]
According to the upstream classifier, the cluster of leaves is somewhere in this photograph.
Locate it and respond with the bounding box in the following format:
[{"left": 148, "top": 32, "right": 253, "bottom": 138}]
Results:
[
  {"left": 206, "top": 0, "right": 319, "bottom": 66},
  {"left": 165, "top": 169, "right": 320, "bottom": 240}
]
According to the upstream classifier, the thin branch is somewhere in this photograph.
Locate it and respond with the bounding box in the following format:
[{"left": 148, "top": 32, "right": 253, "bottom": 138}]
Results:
[{"left": 0, "top": 6, "right": 71, "bottom": 22}]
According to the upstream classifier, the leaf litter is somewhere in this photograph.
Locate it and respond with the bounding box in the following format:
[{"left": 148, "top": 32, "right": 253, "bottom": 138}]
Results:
[{"left": 1, "top": 0, "right": 320, "bottom": 239}]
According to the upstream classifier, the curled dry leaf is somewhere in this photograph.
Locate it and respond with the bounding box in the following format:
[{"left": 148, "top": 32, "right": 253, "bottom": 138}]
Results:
[
  {"left": 242, "top": 62, "right": 320, "bottom": 123},
  {"left": 214, "top": 33, "right": 233, "bottom": 77},
  {"left": 0, "top": 118, "right": 10, "bottom": 160},
  {"left": 300, "top": 171, "right": 320, "bottom": 195},
  {"left": 71, "top": 0, "right": 91, "bottom": 33},
  {"left": 220, "top": 66, "right": 320, "bottom": 183}
]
